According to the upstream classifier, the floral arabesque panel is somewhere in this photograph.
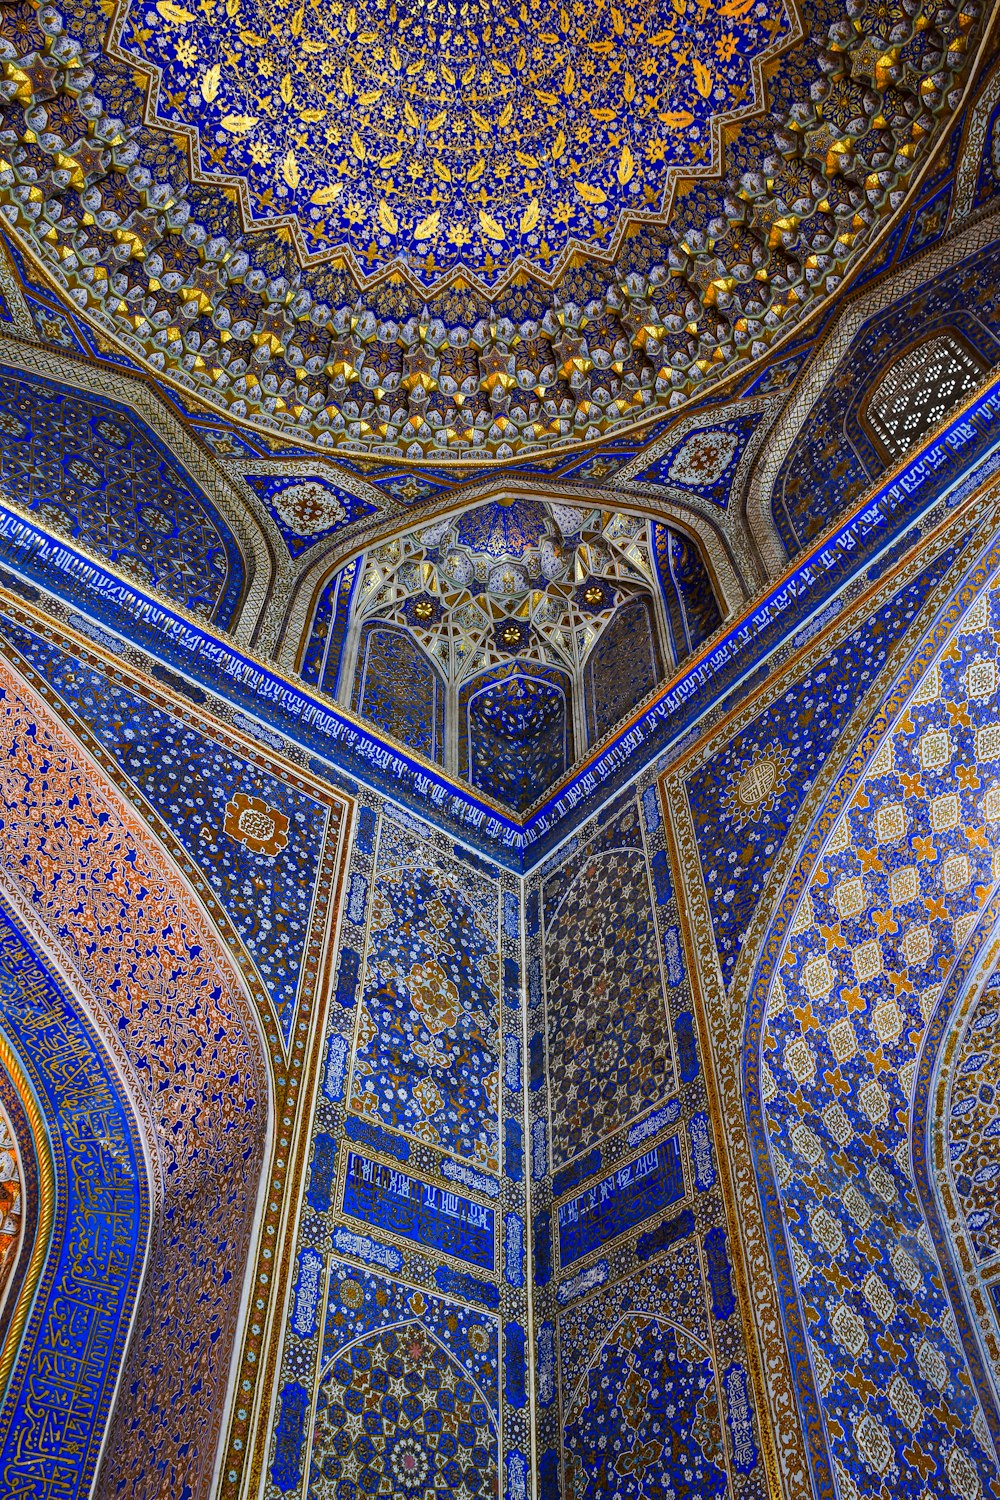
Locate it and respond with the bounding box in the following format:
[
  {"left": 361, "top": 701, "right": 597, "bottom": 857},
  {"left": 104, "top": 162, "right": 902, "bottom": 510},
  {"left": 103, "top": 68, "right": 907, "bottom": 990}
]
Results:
[
  {"left": 348, "top": 819, "right": 500, "bottom": 1171},
  {"left": 774, "top": 241, "right": 1000, "bottom": 556},
  {"left": 752, "top": 574, "right": 1000, "bottom": 1497},
  {"left": 0, "top": 616, "right": 331, "bottom": 1046},
  {"left": 0, "top": 367, "right": 245, "bottom": 625},
  {"left": 543, "top": 800, "right": 674, "bottom": 1168}
]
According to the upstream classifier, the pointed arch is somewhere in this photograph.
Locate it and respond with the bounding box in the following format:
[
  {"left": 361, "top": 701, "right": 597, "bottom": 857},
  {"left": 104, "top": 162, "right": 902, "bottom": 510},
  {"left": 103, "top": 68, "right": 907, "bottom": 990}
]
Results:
[
  {"left": 737, "top": 533, "right": 1000, "bottom": 1498},
  {"left": 0, "top": 648, "right": 269, "bottom": 1499}
]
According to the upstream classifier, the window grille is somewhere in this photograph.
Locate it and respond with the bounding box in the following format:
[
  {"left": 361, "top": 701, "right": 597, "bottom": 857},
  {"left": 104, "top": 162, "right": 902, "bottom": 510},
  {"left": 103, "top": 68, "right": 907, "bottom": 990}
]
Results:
[{"left": 866, "top": 334, "right": 985, "bottom": 461}]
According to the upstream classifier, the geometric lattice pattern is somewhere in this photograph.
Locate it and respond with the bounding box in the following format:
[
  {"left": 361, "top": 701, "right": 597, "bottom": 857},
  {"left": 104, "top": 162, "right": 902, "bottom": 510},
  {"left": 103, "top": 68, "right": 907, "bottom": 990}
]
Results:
[
  {"left": 866, "top": 334, "right": 983, "bottom": 461},
  {"left": 543, "top": 802, "right": 674, "bottom": 1166},
  {"left": 760, "top": 580, "right": 1000, "bottom": 1496}
]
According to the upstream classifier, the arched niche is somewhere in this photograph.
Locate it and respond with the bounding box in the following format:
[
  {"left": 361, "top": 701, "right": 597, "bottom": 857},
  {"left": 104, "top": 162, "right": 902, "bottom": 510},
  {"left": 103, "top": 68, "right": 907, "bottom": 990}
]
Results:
[
  {"left": 351, "top": 620, "right": 446, "bottom": 763},
  {"left": 741, "top": 547, "right": 1000, "bottom": 1499},
  {"left": 0, "top": 649, "right": 269, "bottom": 1499},
  {"left": 459, "top": 660, "right": 572, "bottom": 811},
  {"left": 584, "top": 594, "right": 663, "bottom": 746}
]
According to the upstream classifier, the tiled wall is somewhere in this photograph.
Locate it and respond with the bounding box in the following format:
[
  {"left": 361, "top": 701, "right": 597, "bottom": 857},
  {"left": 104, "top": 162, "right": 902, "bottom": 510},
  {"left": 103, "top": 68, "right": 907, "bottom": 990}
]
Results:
[{"left": 522, "top": 788, "right": 766, "bottom": 1500}]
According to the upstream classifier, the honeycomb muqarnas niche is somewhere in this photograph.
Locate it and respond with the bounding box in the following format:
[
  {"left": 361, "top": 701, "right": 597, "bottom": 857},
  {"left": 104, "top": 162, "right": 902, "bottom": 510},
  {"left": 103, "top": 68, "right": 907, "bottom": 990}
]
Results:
[{"left": 303, "top": 495, "right": 720, "bottom": 807}]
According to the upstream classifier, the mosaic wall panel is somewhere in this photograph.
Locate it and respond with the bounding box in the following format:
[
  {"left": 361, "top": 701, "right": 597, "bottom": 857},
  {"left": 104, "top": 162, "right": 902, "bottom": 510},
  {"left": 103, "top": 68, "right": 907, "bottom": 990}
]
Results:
[
  {"left": 303, "top": 1259, "right": 499, "bottom": 1500},
  {"left": 748, "top": 562, "right": 1000, "bottom": 1498},
  {"left": 542, "top": 800, "right": 674, "bottom": 1169},
  {"left": 265, "top": 799, "right": 527, "bottom": 1500},
  {"left": 0, "top": 895, "right": 147, "bottom": 1500},
  {"left": 774, "top": 241, "right": 1000, "bottom": 554},
  {"left": 0, "top": 366, "right": 245, "bottom": 624},
  {"left": 563, "top": 1317, "right": 727, "bottom": 1500},
  {"left": 352, "top": 623, "right": 445, "bottom": 763},
  {"left": 0, "top": 654, "right": 267, "bottom": 1500},
  {"left": 349, "top": 819, "right": 501, "bottom": 1170},
  {"left": 0, "top": 616, "right": 332, "bottom": 1044},
  {"left": 946, "top": 968, "right": 1000, "bottom": 1265},
  {"left": 584, "top": 598, "right": 661, "bottom": 746},
  {"left": 461, "top": 663, "right": 572, "bottom": 813},
  {"left": 526, "top": 777, "right": 768, "bottom": 1500},
  {"left": 687, "top": 539, "right": 964, "bottom": 988}
]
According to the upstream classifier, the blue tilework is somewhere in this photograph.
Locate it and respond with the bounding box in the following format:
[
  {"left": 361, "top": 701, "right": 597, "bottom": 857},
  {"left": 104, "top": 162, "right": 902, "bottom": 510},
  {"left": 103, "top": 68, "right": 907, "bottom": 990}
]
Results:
[
  {"left": 704, "top": 1228, "right": 734, "bottom": 1320},
  {"left": 272, "top": 1382, "right": 310, "bottom": 1494},
  {"left": 353, "top": 622, "right": 445, "bottom": 762},
  {"left": 455, "top": 501, "right": 548, "bottom": 558},
  {"left": 0, "top": 375, "right": 998, "bottom": 871},
  {"left": 687, "top": 543, "right": 962, "bottom": 987},
  {"left": 543, "top": 799, "right": 675, "bottom": 1165},
  {"left": 342, "top": 1153, "right": 495, "bottom": 1270},
  {"left": 775, "top": 242, "right": 1000, "bottom": 554},
  {"left": 0, "top": 617, "right": 329, "bottom": 1044},
  {"left": 562, "top": 1318, "right": 728, "bottom": 1500},
  {"left": 723, "top": 1364, "right": 758, "bottom": 1474},
  {"left": 584, "top": 596, "right": 662, "bottom": 744},
  {"left": 632, "top": 415, "right": 762, "bottom": 506},
  {"left": 434, "top": 1266, "right": 501, "bottom": 1309},
  {"left": 244, "top": 473, "right": 377, "bottom": 557},
  {"left": 319, "top": 1261, "right": 499, "bottom": 1412},
  {"left": 947, "top": 972, "right": 1000, "bottom": 1260},
  {"left": 748, "top": 573, "right": 1000, "bottom": 1498},
  {"left": 653, "top": 525, "right": 722, "bottom": 665},
  {"left": 0, "top": 898, "right": 147, "bottom": 1500},
  {"left": 557, "top": 1139, "right": 684, "bottom": 1268},
  {"left": 300, "top": 560, "right": 361, "bottom": 694},
  {"left": 349, "top": 820, "right": 500, "bottom": 1168},
  {"left": 310, "top": 1261, "right": 499, "bottom": 1499},
  {"left": 461, "top": 663, "right": 571, "bottom": 812},
  {"left": 0, "top": 364, "right": 244, "bottom": 625}
]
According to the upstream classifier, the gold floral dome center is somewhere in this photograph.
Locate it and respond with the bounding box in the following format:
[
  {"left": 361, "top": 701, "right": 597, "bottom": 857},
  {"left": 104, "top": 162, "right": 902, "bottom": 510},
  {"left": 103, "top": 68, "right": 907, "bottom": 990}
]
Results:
[{"left": 118, "top": 0, "right": 791, "bottom": 291}]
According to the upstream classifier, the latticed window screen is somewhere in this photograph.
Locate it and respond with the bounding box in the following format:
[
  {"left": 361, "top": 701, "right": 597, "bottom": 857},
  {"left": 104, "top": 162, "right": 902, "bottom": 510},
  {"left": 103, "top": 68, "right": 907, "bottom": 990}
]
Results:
[{"left": 866, "top": 334, "right": 985, "bottom": 460}]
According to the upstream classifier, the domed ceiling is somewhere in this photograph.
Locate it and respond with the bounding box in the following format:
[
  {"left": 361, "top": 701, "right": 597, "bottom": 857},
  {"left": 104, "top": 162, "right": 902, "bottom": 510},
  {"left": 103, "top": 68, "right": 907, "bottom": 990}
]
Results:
[
  {"left": 112, "top": 0, "right": 792, "bottom": 292},
  {"left": 0, "top": 0, "right": 979, "bottom": 463}
]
